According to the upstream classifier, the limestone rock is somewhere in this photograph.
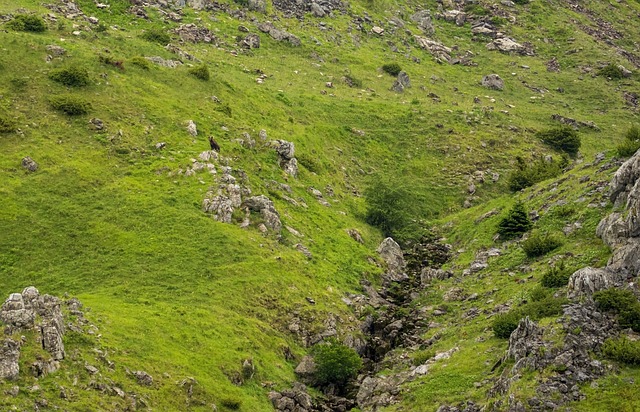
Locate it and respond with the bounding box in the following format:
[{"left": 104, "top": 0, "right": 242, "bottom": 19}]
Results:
[
  {"left": 275, "top": 140, "right": 298, "bottom": 177},
  {"left": 21, "top": 157, "right": 39, "bottom": 172},
  {"left": 481, "top": 74, "right": 504, "bottom": 90},
  {"left": 241, "top": 33, "right": 260, "bottom": 49},
  {"left": 247, "top": 0, "right": 266, "bottom": 12},
  {"left": 347, "top": 229, "right": 364, "bottom": 244},
  {"left": 133, "top": 370, "right": 153, "bottom": 386},
  {"left": 391, "top": 71, "right": 411, "bottom": 93},
  {"left": 0, "top": 339, "right": 20, "bottom": 381},
  {"left": 486, "top": 37, "right": 532, "bottom": 55},
  {"left": 377, "top": 238, "right": 408, "bottom": 282},
  {"left": 46, "top": 44, "right": 66, "bottom": 56},
  {"left": 186, "top": 120, "right": 197, "bottom": 137},
  {"left": 567, "top": 267, "right": 619, "bottom": 299},
  {"left": 243, "top": 195, "right": 282, "bottom": 232},
  {"left": 410, "top": 10, "right": 434, "bottom": 35}
]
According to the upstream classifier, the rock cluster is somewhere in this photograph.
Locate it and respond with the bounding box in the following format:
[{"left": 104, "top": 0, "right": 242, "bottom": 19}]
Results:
[
  {"left": 21, "top": 156, "right": 38, "bottom": 172},
  {"left": 271, "top": 0, "right": 345, "bottom": 18},
  {"left": 0, "top": 287, "right": 76, "bottom": 380},
  {"left": 275, "top": 140, "right": 299, "bottom": 177},
  {"left": 568, "top": 149, "right": 640, "bottom": 297},
  {"left": 391, "top": 71, "right": 411, "bottom": 93},
  {"left": 258, "top": 22, "right": 301, "bottom": 46},
  {"left": 172, "top": 23, "right": 216, "bottom": 43},
  {"left": 377, "top": 238, "right": 408, "bottom": 283}
]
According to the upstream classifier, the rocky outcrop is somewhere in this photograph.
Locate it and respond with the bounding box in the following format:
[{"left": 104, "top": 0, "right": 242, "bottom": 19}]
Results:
[
  {"left": 0, "top": 339, "right": 20, "bottom": 380},
  {"left": 568, "top": 149, "right": 640, "bottom": 297},
  {"left": 481, "top": 74, "right": 504, "bottom": 91},
  {"left": 243, "top": 195, "right": 282, "bottom": 232},
  {"left": 172, "top": 23, "right": 216, "bottom": 43},
  {"left": 410, "top": 10, "right": 434, "bottom": 35},
  {"left": 21, "top": 156, "right": 38, "bottom": 172},
  {"left": 269, "top": 383, "right": 315, "bottom": 411},
  {"left": 275, "top": 140, "right": 298, "bottom": 177},
  {"left": 414, "top": 36, "right": 453, "bottom": 64},
  {"left": 0, "top": 288, "right": 84, "bottom": 381},
  {"left": 506, "top": 317, "right": 544, "bottom": 372},
  {"left": 257, "top": 22, "right": 301, "bottom": 46},
  {"left": 486, "top": 37, "right": 534, "bottom": 55},
  {"left": 391, "top": 71, "right": 411, "bottom": 93},
  {"left": 377, "top": 238, "right": 408, "bottom": 283}
]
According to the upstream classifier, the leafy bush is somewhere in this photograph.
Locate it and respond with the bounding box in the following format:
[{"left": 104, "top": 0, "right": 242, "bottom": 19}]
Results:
[
  {"left": 493, "top": 311, "right": 523, "bottom": 338},
  {"left": 599, "top": 63, "right": 624, "bottom": 79},
  {"left": 365, "top": 177, "right": 419, "bottom": 239},
  {"left": 522, "top": 232, "right": 562, "bottom": 258},
  {"left": 541, "top": 261, "right": 573, "bottom": 288},
  {"left": 594, "top": 288, "right": 640, "bottom": 332},
  {"left": 219, "top": 397, "right": 242, "bottom": 410},
  {"left": 496, "top": 202, "right": 533, "bottom": 240},
  {"left": 617, "top": 125, "right": 640, "bottom": 157},
  {"left": 536, "top": 127, "right": 581, "bottom": 156},
  {"left": 311, "top": 338, "right": 362, "bottom": 386},
  {"left": 0, "top": 115, "right": 16, "bottom": 133},
  {"left": 49, "top": 66, "right": 91, "bottom": 87},
  {"left": 130, "top": 56, "right": 151, "bottom": 70},
  {"left": 602, "top": 336, "right": 640, "bottom": 365},
  {"left": 7, "top": 14, "right": 47, "bottom": 32},
  {"left": 492, "top": 295, "right": 566, "bottom": 338},
  {"left": 382, "top": 63, "right": 402, "bottom": 76},
  {"left": 49, "top": 95, "right": 91, "bottom": 115},
  {"left": 513, "top": 0, "right": 530, "bottom": 4},
  {"left": 188, "top": 64, "right": 210, "bottom": 81},
  {"left": 507, "top": 156, "right": 565, "bottom": 191},
  {"left": 141, "top": 28, "right": 170, "bottom": 44}
]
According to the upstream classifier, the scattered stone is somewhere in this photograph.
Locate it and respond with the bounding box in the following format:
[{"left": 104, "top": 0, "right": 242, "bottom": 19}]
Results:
[
  {"left": 0, "top": 339, "right": 20, "bottom": 381},
  {"left": 241, "top": 33, "right": 260, "bottom": 49},
  {"left": 46, "top": 44, "right": 66, "bottom": 56},
  {"left": 410, "top": 10, "right": 434, "bottom": 35},
  {"left": 547, "top": 57, "right": 560, "bottom": 72},
  {"left": 89, "top": 118, "right": 104, "bottom": 130},
  {"left": 133, "top": 370, "right": 153, "bottom": 386},
  {"left": 21, "top": 157, "right": 38, "bottom": 172},
  {"left": 172, "top": 23, "right": 216, "bottom": 43},
  {"left": 551, "top": 114, "right": 599, "bottom": 130},
  {"left": 186, "top": 120, "right": 197, "bottom": 137},
  {"left": 486, "top": 37, "right": 533, "bottom": 55},
  {"left": 347, "top": 229, "right": 364, "bottom": 244},
  {"left": 295, "top": 244, "right": 312, "bottom": 259},
  {"left": 243, "top": 195, "right": 282, "bottom": 232},
  {"left": 145, "top": 56, "right": 182, "bottom": 68},
  {"left": 371, "top": 26, "right": 384, "bottom": 35},
  {"left": 257, "top": 22, "right": 301, "bottom": 46},
  {"left": 391, "top": 71, "right": 411, "bottom": 93},
  {"left": 481, "top": 74, "right": 504, "bottom": 90}
]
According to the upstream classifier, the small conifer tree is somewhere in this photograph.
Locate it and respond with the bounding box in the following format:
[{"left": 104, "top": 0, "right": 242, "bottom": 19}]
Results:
[{"left": 497, "top": 202, "right": 533, "bottom": 239}]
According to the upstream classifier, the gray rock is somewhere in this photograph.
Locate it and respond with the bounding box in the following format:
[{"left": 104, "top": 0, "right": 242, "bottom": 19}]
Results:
[
  {"left": 145, "top": 56, "right": 183, "bottom": 68},
  {"left": 46, "top": 45, "right": 66, "bottom": 56},
  {"left": 567, "top": 267, "right": 618, "bottom": 299},
  {"left": 247, "top": 0, "right": 266, "bottom": 12},
  {"left": 0, "top": 339, "right": 20, "bottom": 380},
  {"left": 310, "top": 2, "right": 325, "bottom": 17},
  {"left": 391, "top": 71, "right": 411, "bottom": 92},
  {"left": 133, "top": 370, "right": 153, "bottom": 386},
  {"left": 410, "top": 10, "right": 434, "bottom": 35},
  {"left": 186, "top": 120, "right": 197, "bottom": 137},
  {"left": 377, "top": 237, "right": 408, "bottom": 282},
  {"left": 241, "top": 34, "right": 260, "bottom": 49},
  {"left": 486, "top": 37, "right": 531, "bottom": 55},
  {"left": 481, "top": 74, "right": 504, "bottom": 90},
  {"left": 21, "top": 157, "right": 38, "bottom": 172},
  {"left": 243, "top": 195, "right": 282, "bottom": 232},
  {"left": 347, "top": 229, "right": 364, "bottom": 244},
  {"left": 618, "top": 65, "right": 632, "bottom": 78}
]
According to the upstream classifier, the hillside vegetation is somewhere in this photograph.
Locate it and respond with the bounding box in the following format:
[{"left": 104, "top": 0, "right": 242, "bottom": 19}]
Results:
[{"left": 0, "top": 0, "right": 639, "bottom": 410}]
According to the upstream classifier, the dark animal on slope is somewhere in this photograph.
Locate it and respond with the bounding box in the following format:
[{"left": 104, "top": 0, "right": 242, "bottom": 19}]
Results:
[{"left": 209, "top": 136, "right": 220, "bottom": 152}]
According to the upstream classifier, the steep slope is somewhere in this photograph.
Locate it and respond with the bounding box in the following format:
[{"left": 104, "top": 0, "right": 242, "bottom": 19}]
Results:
[{"left": 0, "top": 0, "right": 639, "bottom": 410}]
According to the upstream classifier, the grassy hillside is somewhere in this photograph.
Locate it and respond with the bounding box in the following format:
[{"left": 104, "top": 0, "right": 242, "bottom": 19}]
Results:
[{"left": 0, "top": 0, "right": 639, "bottom": 410}]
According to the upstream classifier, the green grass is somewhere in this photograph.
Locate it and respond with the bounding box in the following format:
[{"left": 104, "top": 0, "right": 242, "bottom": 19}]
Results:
[{"left": 0, "top": 0, "right": 639, "bottom": 410}]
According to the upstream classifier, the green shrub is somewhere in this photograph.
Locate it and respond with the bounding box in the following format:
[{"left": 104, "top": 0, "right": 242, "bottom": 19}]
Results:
[
  {"left": 130, "top": 56, "right": 151, "bottom": 70},
  {"left": 382, "top": 63, "right": 402, "bottom": 76},
  {"left": 512, "top": 0, "right": 530, "bottom": 4},
  {"left": 49, "top": 66, "right": 91, "bottom": 87},
  {"left": 496, "top": 202, "right": 533, "bottom": 240},
  {"left": 7, "top": 14, "right": 47, "bottom": 32},
  {"left": 464, "top": 4, "right": 489, "bottom": 15},
  {"left": 602, "top": 336, "right": 640, "bottom": 365},
  {"left": 188, "top": 64, "right": 210, "bottom": 81},
  {"left": 617, "top": 125, "right": 640, "bottom": 157},
  {"left": 0, "top": 115, "right": 16, "bottom": 133},
  {"left": 541, "top": 261, "right": 573, "bottom": 288},
  {"left": 594, "top": 288, "right": 640, "bottom": 332},
  {"left": 522, "top": 232, "right": 563, "bottom": 258},
  {"left": 536, "top": 127, "right": 581, "bottom": 156},
  {"left": 599, "top": 63, "right": 624, "bottom": 79},
  {"left": 594, "top": 289, "right": 637, "bottom": 313},
  {"left": 49, "top": 95, "right": 91, "bottom": 115},
  {"left": 311, "top": 338, "right": 362, "bottom": 386},
  {"left": 141, "top": 28, "right": 170, "bottom": 44},
  {"left": 530, "top": 285, "right": 552, "bottom": 302},
  {"left": 507, "top": 156, "right": 565, "bottom": 191},
  {"left": 492, "top": 295, "right": 566, "bottom": 338},
  {"left": 219, "top": 397, "right": 242, "bottom": 410},
  {"left": 365, "top": 177, "right": 419, "bottom": 239},
  {"left": 493, "top": 311, "right": 523, "bottom": 338}
]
